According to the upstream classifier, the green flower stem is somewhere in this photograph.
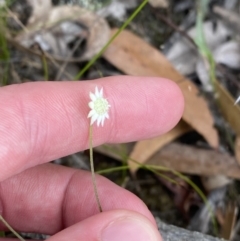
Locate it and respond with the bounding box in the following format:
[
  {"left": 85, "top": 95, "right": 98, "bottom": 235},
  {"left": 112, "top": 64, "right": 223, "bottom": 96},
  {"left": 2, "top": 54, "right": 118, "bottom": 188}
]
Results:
[
  {"left": 0, "top": 215, "right": 25, "bottom": 241},
  {"left": 42, "top": 54, "right": 49, "bottom": 81},
  {"left": 97, "top": 166, "right": 129, "bottom": 175},
  {"left": 89, "top": 125, "right": 102, "bottom": 212}
]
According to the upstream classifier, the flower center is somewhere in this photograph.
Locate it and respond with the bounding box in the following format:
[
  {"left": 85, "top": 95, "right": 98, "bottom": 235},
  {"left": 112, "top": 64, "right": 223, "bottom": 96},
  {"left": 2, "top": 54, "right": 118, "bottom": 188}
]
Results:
[{"left": 94, "top": 98, "right": 109, "bottom": 115}]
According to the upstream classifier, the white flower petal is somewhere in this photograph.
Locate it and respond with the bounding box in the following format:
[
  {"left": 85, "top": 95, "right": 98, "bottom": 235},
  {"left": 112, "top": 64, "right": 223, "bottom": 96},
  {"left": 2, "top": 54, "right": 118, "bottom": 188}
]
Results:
[
  {"left": 97, "top": 115, "right": 102, "bottom": 126},
  {"left": 105, "top": 112, "right": 109, "bottom": 119},
  {"left": 90, "top": 92, "right": 96, "bottom": 101},
  {"left": 99, "top": 87, "right": 103, "bottom": 97},
  {"left": 88, "top": 109, "right": 95, "bottom": 118},
  {"left": 101, "top": 116, "right": 105, "bottom": 126},
  {"left": 90, "top": 114, "right": 98, "bottom": 125},
  {"left": 88, "top": 101, "right": 94, "bottom": 109},
  {"left": 95, "top": 86, "right": 100, "bottom": 98}
]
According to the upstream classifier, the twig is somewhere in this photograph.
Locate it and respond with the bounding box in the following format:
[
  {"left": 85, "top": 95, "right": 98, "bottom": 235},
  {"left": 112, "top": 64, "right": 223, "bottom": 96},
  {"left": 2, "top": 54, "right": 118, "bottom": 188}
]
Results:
[
  {"left": 5, "top": 7, "right": 29, "bottom": 33},
  {"left": 150, "top": 7, "right": 198, "bottom": 49},
  {"left": 55, "top": 37, "right": 84, "bottom": 80},
  {"left": 0, "top": 215, "right": 26, "bottom": 241},
  {"left": 7, "top": 37, "right": 74, "bottom": 79}
]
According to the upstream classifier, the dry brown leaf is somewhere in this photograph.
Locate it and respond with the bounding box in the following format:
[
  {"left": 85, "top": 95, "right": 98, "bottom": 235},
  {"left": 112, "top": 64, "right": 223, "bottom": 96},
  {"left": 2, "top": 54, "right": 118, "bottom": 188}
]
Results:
[
  {"left": 147, "top": 143, "right": 240, "bottom": 179},
  {"left": 215, "top": 82, "right": 240, "bottom": 169},
  {"left": 213, "top": 5, "right": 240, "bottom": 33},
  {"left": 129, "top": 120, "right": 192, "bottom": 173},
  {"left": 46, "top": 6, "right": 110, "bottom": 61},
  {"left": 103, "top": 29, "right": 218, "bottom": 148},
  {"left": 219, "top": 203, "right": 238, "bottom": 240},
  {"left": 149, "top": 0, "right": 169, "bottom": 8},
  {"left": 201, "top": 175, "right": 231, "bottom": 192},
  {"left": 215, "top": 82, "right": 240, "bottom": 136},
  {"left": 27, "top": 0, "right": 52, "bottom": 26},
  {"left": 234, "top": 135, "right": 240, "bottom": 166},
  {"left": 16, "top": 6, "right": 110, "bottom": 61}
]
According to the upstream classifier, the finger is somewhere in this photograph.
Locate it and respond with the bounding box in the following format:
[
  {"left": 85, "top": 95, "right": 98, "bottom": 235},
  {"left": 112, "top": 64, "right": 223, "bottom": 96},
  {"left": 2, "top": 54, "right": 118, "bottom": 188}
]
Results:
[
  {"left": 0, "top": 76, "right": 184, "bottom": 181},
  {"left": 0, "top": 164, "right": 156, "bottom": 234},
  {"left": 48, "top": 210, "right": 163, "bottom": 241}
]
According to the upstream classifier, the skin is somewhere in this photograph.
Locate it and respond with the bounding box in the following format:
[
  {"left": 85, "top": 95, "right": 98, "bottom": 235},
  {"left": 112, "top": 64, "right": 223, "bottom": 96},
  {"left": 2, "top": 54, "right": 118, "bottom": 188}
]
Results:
[{"left": 0, "top": 76, "right": 184, "bottom": 241}]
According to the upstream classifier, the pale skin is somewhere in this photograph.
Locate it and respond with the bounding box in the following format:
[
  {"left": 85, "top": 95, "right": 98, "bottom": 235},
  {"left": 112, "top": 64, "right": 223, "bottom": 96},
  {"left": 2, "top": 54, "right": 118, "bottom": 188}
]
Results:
[{"left": 0, "top": 76, "right": 184, "bottom": 241}]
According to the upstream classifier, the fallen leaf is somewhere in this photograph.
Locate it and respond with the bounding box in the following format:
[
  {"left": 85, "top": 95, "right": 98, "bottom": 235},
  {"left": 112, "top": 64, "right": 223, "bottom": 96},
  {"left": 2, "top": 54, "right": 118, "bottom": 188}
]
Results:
[
  {"left": 103, "top": 29, "right": 219, "bottom": 148},
  {"left": 97, "top": 0, "right": 138, "bottom": 20},
  {"left": 7, "top": 0, "right": 52, "bottom": 29},
  {"left": 215, "top": 82, "right": 240, "bottom": 136},
  {"left": 147, "top": 143, "right": 240, "bottom": 179},
  {"left": 27, "top": 0, "right": 52, "bottom": 26},
  {"left": 219, "top": 202, "right": 238, "bottom": 240},
  {"left": 166, "top": 21, "right": 230, "bottom": 76},
  {"left": 213, "top": 5, "right": 240, "bottom": 34},
  {"left": 234, "top": 135, "right": 240, "bottom": 166},
  {"left": 201, "top": 175, "right": 231, "bottom": 192},
  {"left": 16, "top": 6, "right": 110, "bottom": 61},
  {"left": 214, "top": 41, "right": 240, "bottom": 69},
  {"left": 149, "top": 0, "right": 169, "bottom": 8},
  {"left": 129, "top": 120, "right": 192, "bottom": 173}
]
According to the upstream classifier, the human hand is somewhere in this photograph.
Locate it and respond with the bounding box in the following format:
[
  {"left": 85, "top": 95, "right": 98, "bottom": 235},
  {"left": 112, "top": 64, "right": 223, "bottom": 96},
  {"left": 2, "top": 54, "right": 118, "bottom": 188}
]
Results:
[{"left": 0, "top": 76, "right": 184, "bottom": 241}]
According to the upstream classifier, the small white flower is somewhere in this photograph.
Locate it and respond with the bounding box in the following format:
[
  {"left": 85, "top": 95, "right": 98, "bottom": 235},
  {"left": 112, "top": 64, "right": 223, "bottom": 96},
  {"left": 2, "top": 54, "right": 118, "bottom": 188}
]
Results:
[{"left": 88, "top": 86, "right": 110, "bottom": 126}]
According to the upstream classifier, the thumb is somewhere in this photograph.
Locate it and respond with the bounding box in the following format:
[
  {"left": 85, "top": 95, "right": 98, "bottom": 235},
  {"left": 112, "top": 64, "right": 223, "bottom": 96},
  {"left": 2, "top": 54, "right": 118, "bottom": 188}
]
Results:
[{"left": 48, "top": 210, "right": 163, "bottom": 241}]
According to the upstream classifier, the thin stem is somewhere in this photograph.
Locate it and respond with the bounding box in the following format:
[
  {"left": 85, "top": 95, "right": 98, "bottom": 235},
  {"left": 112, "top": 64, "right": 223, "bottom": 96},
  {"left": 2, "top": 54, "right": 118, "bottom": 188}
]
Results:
[
  {"left": 74, "top": 0, "right": 149, "bottom": 79},
  {"left": 0, "top": 215, "right": 25, "bottom": 241},
  {"left": 42, "top": 54, "right": 48, "bottom": 81},
  {"left": 97, "top": 166, "right": 129, "bottom": 175},
  {"left": 89, "top": 125, "right": 102, "bottom": 212}
]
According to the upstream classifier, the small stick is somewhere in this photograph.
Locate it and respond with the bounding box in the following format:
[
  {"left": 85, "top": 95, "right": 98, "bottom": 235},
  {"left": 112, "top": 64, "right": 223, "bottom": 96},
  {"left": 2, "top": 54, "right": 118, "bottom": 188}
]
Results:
[{"left": 0, "top": 215, "right": 26, "bottom": 241}]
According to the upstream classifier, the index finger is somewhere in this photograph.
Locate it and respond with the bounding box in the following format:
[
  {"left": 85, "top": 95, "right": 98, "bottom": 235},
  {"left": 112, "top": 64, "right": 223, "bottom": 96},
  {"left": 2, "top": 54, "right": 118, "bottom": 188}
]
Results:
[{"left": 0, "top": 76, "right": 184, "bottom": 181}]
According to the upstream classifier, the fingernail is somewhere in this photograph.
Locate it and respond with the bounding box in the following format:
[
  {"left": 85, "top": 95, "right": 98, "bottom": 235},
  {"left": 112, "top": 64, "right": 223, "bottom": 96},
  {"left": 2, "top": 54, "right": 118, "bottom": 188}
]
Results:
[{"left": 101, "top": 217, "right": 160, "bottom": 241}]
